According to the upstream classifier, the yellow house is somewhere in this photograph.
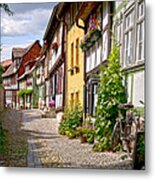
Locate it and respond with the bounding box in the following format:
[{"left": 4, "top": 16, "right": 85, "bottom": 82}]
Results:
[{"left": 65, "top": 3, "right": 84, "bottom": 107}]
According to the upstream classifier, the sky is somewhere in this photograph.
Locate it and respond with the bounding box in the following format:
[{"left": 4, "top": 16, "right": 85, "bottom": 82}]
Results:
[{"left": 0, "top": 2, "right": 57, "bottom": 61}]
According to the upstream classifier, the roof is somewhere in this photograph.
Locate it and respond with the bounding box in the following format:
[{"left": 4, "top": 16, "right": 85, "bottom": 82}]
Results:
[
  {"left": 12, "top": 47, "right": 27, "bottom": 58},
  {"left": 2, "top": 40, "right": 41, "bottom": 79},
  {"left": 12, "top": 40, "right": 41, "bottom": 59},
  {"left": 18, "top": 55, "right": 45, "bottom": 81},
  {"left": 0, "top": 59, "right": 12, "bottom": 68},
  {"left": 43, "top": 3, "right": 60, "bottom": 40},
  {"left": 2, "top": 63, "right": 15, "bottom": 78}
]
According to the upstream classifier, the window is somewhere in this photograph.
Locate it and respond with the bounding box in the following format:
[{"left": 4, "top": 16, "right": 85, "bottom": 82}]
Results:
[
  {"left": 88, "top": 82, "right": 98, "bottom": 116},
  {"left": 75, "top": 92, "right": 79, "bottom": 103},
  {"left": 93, "top": 84, "right": 98, "bottom": 116},
  {"left": 70, "top": 93, "right": 74, "bottom": 106},
  {"left": 71, "top": 42, "right": 74, "bottom": 69},
  {"left": 138, "top": 1, "right": 144, "bottom": 18},
  {"left": 124, "top": 10, "right": 134, "bottom": 67},
  {"left": 136, "top": 1, "right": 145, "bottom": 62},
  {"left": 76, "top": 38, "right": 79, "bottom": 67}
]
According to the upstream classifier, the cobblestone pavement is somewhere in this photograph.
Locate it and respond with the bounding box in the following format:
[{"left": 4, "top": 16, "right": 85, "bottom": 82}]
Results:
[
  {"left": 0, "top": 109, "right": 28, "bottom": 167},
  {"left": 22, "top": 109, "right": 133, "bottom": 169}
]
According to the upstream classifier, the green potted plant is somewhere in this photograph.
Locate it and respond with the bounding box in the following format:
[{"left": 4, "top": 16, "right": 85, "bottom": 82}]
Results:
[
  {"left": 80, "top": 40, "right": 87, "bottom": 51},
  {"left": 91, "top": 28, "right": 101, "bottom": 42},
  {"left": 76, "top": 127, "right": 87, "bottom": 143},
  {"left": 86, "top": 129, "right": 95, "bottom": 144}
]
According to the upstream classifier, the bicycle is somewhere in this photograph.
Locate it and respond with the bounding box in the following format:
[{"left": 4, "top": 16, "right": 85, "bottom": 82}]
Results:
[{"left": 111, "top": 103, "right": 139, "bottom": 157}]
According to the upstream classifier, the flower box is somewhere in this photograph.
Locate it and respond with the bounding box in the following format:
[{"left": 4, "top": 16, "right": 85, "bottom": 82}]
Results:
[
  {"left": 26, "top": 81, "right": 32, "bottom": 85},
  {"left": 80, "top": 27, "right": 101, "bottom": 51}
]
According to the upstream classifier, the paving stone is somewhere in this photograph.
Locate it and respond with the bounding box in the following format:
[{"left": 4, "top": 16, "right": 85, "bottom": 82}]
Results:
[{"left": 21, "top": 109, "right": 132, "bottom": 169}]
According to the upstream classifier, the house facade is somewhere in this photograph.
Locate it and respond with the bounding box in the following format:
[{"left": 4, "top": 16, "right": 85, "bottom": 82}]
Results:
[
  {"left": 64, "top": 2, "right": 84, "bottom": 107},
  {"left": 35, "top": 56, "right": 45, "bottom": 110},
  {"left": 114, "top": 0, "right": 145, "bottom": 109},
  {"left": 2, "top": 48, "right": 26, "bottom": 108},
  {"left": 43, "top": 4, "right": 66, "bottom": 119},
  {"left": 18, "top": 59, "right": 36, "bottom": 109},
  {"left": 76, "top": 2, "right": 112, "bottom": 118},
  {"left": 2, "top": 40, "right": 41, "bottom": 109}
]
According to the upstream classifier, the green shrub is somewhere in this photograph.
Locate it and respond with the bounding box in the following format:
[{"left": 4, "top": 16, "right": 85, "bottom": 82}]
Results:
[
  {"left": 0, "top": 65, "right": 4, "bottom": 84},
  {"left": 18, "top": 89, "right": 33, "bottom": 97},
  {"left": 94, "top": 43, "right": 127, "bottom": 151},
  {"left": 58, "top": 103, "right": 83, "bottom": 139}
]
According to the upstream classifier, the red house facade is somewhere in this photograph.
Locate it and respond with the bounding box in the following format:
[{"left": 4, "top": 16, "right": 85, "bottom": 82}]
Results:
[{"left": 2, "top": 40, "right": 41, "bottom": 108}]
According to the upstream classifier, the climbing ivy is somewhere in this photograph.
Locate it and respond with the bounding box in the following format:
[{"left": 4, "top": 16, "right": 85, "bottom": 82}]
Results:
[{"left": 93, "top": 43, "right": 127, "bottom": 152}]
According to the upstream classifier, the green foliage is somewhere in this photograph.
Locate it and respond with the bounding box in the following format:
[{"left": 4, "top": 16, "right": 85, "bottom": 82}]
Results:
[
  {"left": 137, "top": 134, "right": 145, "bottom": 162},
  {"left": 86, "top": 129, "right": 95, "bottom": 143},
  {"left": 32, "top": 71, "right": 38, "bottom": 107},
  {"left": 76, "top": 118, "right": 95, "bottom": 143},
  {"left": 135, "top": 107, "right": 145, "bottom": 118},
  {"left": 58, "top": 103, "right": 83, "bottom": 139},
  {"left": 94, "top": 43, "right": 127, "bottom": 151},
  {"left": 18, "top": 89, "right": 33, "bottom": 97},
  {"left": 0, "top": 4, "right": 13, "bottom": 16},
  {"left": 0, "top": 65, "right": 4, "bottom": 84}
]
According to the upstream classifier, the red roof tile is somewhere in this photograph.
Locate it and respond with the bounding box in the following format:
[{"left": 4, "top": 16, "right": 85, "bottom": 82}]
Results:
[{"left": 0, "top": 59, "right": 12, "bottom": 68}]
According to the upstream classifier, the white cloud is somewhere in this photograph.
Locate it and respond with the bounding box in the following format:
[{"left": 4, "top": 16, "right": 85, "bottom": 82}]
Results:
[
  {"left": 0, "top": 41, "right": 35, "bottom": 61},
  {"left": 1, "top": 8, "right": 51, "bottom": 37}
]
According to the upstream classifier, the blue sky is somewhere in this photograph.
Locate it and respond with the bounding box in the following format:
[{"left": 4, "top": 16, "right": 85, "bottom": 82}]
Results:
[{"left": 0, "top": 2, "right": 57, "bottom": 61}]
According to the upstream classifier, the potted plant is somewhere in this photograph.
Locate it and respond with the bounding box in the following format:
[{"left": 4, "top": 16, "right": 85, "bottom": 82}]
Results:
[
  {"left": 91, "top": 28, "right": 101, "bottom": 42},
  {"left": 76, "top": 127, "right": 87, "bottom": 143},
  {"left": 86, "top": 129, "right": 95, "bottom": 144},
  {"left": 80, "top": 40, "right": 87, "bottom": 51}
]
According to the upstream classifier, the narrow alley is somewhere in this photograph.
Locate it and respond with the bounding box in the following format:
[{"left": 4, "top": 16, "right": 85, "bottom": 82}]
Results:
[{"left": 0, "top": 109, "right": 132, "bottom": 169}]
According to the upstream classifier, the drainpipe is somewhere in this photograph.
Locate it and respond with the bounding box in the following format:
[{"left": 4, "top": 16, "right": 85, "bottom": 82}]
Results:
[{"left": 76, "top": 19, "right": 87, "bottom": 125}]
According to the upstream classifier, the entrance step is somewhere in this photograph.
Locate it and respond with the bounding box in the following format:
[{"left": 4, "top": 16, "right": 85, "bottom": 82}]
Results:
[{"left": 41, "top": 108, "right": 56, "bottom": 119}]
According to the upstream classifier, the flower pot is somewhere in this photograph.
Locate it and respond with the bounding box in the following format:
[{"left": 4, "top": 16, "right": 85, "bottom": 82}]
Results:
[
  {"left": 88, "top": 139, "right": 94, "bottom": 144},
  {"left": 80, "top": 133, "right": 87, "bottom": 143}
]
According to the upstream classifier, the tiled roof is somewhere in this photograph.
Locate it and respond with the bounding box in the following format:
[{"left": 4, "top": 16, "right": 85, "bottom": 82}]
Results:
[
  {"left": 12, "top": 48, "right": 27, "bottom": 58},
  {"left": 0, "top": 59, "right": 12, "bottom": 68},
  {"left": 2, "top": 63, "right": 15, "bottom": 78}
]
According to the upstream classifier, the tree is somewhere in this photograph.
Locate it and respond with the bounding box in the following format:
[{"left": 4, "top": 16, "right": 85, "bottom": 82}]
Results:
[
  {"left": 0, "top": 4, "right": 13, "bottom": 16},
  {"left": 0, "top": 65, "right": 4, "bottom": 84},
  {"left": 0, "top": 4, "right": 13, "bottom": 82},
  {"left": 93, "top": 43, "right": 127, "bottom": 152},
  {"left": 0, "top": 4, "right": 13, "bottom": 52}
]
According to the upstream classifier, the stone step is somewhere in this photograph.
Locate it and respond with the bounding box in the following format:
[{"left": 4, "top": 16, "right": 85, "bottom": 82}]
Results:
[{"left": 41, "top": 109, "right": 56, "bottom": 118}]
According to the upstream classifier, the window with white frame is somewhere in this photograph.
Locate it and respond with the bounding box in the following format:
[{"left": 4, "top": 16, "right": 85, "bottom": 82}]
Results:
[
  {"left": 136, "top": 0, "right": 145, "bottom": 62},
  {"left": 124, "top": 9, "right": 134, "bottom": 67}
]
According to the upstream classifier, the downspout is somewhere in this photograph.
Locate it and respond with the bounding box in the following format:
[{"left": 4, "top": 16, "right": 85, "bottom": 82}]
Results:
[{"left": 76, "top": 19, "right": 87, "bottom": 124}]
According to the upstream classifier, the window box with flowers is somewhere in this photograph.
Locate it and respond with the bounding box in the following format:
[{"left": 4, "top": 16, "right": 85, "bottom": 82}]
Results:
[
  {"left": 26, "top": 81, "right": 32, "bottom": 86},
  {"left": 80, "top": 28, "right": 101, "bottom": 52},
  {"left": 80, "top": 16, "right": 101, "bottom": 51}
]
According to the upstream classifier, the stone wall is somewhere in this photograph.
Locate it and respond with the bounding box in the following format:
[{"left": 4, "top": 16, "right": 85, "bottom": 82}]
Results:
[{"left": 0, "top": 84, "right": 5, "bottom": 111}]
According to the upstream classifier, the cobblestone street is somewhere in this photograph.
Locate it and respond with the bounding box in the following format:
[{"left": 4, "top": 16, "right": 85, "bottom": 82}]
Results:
[
  {"left": 21, "top": 109, "right": 133, "bottom": 169},
  {"left": 0, "top": 109, "right": 133, "bottom": 169}
]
